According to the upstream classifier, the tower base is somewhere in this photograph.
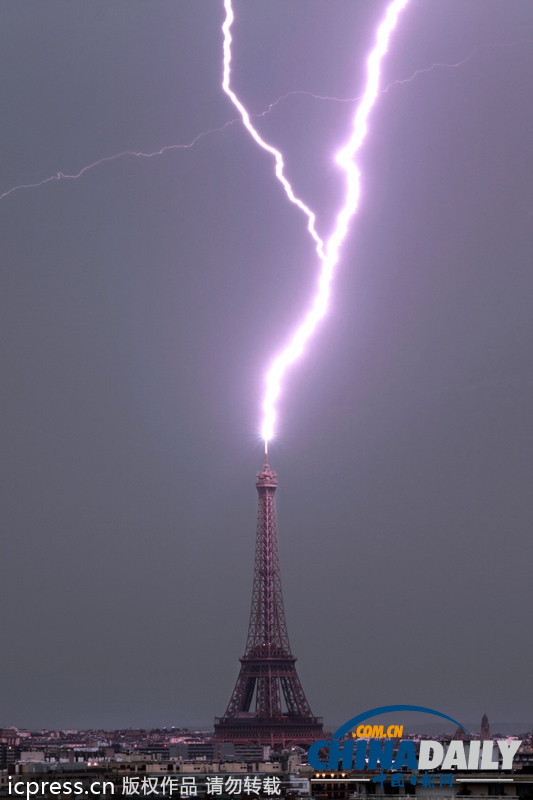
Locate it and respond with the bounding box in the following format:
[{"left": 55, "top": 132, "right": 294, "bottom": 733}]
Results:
[{"left": 213, "top": 714, "right": 323, "bottom": 748}]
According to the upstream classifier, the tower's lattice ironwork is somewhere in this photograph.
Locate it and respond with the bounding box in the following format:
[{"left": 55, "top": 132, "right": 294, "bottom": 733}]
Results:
[{"left": 213, "top": 457, "right": 323, "bottom": 747}]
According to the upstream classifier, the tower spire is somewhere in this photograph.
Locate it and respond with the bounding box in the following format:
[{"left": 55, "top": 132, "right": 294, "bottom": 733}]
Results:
[{"left": 213, "top": 458, "right": 323, "bottom": 748}]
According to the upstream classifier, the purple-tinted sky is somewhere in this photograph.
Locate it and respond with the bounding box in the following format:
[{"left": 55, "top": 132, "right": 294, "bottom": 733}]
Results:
[{"left": 1, "top": 1, "right": 532, "bottom": 731}]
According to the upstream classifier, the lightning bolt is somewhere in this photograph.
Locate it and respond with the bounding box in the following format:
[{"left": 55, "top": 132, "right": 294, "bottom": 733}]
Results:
[
  {"left": 0, "top": 121, "right": 239, "bottom": 204},
  {"left": 2, "top": 38, "right": 528, "bottom": 207},
  {"left": 222, "top": 0, "right": 325, "bottom": 260},
  {"left": 221, "top": 0, "right": 410, "bottom": 446}
]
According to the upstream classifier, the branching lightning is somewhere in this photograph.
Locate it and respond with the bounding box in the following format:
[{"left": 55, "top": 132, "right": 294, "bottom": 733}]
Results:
[
  {"left": 1, "top": 38, "right": 528, "bottom": 207},
  {"left": 222, "top": 0, "right": 325, "bottom": 260},
  {"left": 1, "top": 11, "right": 528, "bottom": 449},
  {"left": 266, "top": 40, "right": 533, "bottom": 110},
  {"left": 221, "top": 0, "right": 409, "bottom": 446},
  {"left": 0, "top": 122, "right": 239, "bottom": 203}
]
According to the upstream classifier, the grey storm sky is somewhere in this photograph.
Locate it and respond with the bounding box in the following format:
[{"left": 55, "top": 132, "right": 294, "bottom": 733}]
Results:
[{"left": 1, "top": 0, "right": 532, "bottom": 732}]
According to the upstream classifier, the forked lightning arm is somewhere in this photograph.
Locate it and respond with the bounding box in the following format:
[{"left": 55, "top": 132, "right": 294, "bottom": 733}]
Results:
[
  {"left": 221, "top": 0, "right": 410, "bottom": 447},
  {"left": 3, "top": 40, "right": 524, "bottom": 206},
  {"left": 222, "top": 0, "right": 325, "bottom": 261}
]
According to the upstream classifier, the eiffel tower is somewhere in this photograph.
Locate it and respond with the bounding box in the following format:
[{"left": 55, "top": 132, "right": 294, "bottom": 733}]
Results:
[{"left": 213, "top": 455, "right": 323, "bottom": 748}]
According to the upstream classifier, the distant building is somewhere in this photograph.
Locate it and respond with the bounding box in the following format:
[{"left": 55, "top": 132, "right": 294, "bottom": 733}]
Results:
[
  {"left": 481, "top": 713, "right": 491, "bottom": 740},
  {"left": 0, "top": 730, "right": 21, "bottom": 770}
]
